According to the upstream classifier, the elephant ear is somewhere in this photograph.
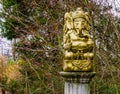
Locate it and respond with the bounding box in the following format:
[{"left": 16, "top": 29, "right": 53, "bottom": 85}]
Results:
[
  {"left": 64, "top": 12, "right": 73, "bottom": 31},
  {"left": 85, "top": 12, "right": 90, "bottom": 24},
  {"left": 85, "top": 12, "right": 91, "bottom": 31}
]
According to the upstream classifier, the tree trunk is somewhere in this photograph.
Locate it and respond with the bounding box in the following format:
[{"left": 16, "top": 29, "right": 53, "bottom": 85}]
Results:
[{"left": 1, "top": 89, "right": 5, "bottom": 94}]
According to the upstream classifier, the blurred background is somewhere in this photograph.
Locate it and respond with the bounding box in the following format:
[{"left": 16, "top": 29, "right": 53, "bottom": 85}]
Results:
[{"left": 0, "top": 0, "right": 120, "bottom": 94}]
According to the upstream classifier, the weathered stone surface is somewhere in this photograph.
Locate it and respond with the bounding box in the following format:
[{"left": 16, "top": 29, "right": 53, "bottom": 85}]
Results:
[
  {"left": 65, "top": 82, "right": 89, "bottom": 94},
  {"left": 60, "top": 72, "right": 96, "bottom": 94}
]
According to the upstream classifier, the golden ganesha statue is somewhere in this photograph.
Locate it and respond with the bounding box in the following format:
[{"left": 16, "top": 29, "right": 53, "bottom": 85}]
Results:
[{"left": 63, "top": 8, "right": 94, "bottom": 71}]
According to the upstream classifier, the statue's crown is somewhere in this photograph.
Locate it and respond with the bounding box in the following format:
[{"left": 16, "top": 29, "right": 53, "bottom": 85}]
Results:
[{"left": 72, "top": 8, "right": 88, "bottom": 19}]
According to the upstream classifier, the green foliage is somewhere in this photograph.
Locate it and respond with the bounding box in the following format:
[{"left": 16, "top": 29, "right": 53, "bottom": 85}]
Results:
[{"left": 1, "top": 18, "right": 19, "bottom": 39}]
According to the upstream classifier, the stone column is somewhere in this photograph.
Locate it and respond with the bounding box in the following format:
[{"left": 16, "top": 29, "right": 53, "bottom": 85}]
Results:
[{"left": 60, "top": 72, "right": 96, "bottom": 94}]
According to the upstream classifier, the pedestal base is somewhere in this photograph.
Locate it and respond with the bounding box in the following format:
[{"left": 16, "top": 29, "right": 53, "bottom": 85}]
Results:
[{"left": 60, "top": 72, "right": 96, "bottom": 94}]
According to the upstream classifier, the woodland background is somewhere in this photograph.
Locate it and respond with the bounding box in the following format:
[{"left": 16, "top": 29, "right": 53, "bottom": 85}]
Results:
[{"left": 0, "top": 0, "right": 120, "bottom": 94}]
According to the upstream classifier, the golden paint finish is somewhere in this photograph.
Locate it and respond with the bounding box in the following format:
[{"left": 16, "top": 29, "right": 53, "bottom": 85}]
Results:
[{"left": 63, "top": 8, "right": 94, "bottom": 71}]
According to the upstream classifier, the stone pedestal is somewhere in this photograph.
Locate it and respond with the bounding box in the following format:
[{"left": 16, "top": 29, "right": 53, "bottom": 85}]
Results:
[{"left": 60, "top": 72, "right": 96, "bottom": 94}]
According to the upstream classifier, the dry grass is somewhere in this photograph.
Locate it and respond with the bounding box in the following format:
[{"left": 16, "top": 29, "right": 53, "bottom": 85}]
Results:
[{"left": 0, "top": 54, "right": 7, "bottom": 82}]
